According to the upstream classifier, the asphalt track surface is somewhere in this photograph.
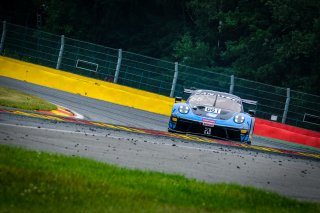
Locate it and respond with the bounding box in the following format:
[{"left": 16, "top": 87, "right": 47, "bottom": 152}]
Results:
[
  {"left": 0, "top": 76, "right": 318, "bottom": 154},
  {"left": 0, "top": 76, "right": 320, "bottom": 201}
]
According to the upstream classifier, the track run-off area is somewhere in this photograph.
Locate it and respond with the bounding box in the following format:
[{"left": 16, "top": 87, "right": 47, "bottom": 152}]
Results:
[{"left": 1, "top": 108, "right": 319, "bottom": 160}]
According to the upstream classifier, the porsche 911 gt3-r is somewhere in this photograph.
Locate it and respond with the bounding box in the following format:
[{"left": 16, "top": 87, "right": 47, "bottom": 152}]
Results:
[{"left": 168, "top": 89, "right": 255, "bottom": 144}]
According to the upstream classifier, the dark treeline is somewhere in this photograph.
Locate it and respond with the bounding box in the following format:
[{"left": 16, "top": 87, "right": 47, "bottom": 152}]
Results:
[{"left": 1, "top": 0, "right": 320, "bottom": 95}]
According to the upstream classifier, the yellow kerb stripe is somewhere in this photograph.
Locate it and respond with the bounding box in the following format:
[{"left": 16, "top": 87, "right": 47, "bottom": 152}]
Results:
[{"left": 13, "top": 111, "right": 63, "bottom": 121}]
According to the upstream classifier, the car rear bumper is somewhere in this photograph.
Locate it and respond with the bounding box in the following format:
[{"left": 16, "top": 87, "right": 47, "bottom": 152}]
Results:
[{"left": 168, "top": 116, "right": 250, "bottom": 142}]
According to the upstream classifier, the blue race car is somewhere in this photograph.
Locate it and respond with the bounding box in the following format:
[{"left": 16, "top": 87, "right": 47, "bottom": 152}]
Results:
[{"left": 168, "top": 89, "right": 255, "bottom": 144}]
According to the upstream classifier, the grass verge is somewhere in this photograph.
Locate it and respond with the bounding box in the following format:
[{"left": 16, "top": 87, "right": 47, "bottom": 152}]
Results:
[
  {"left": 0, "top": 86, "right": 56, "bottom": 110},
  {"left": 0, "top": 144, "right": 319, "bottom": 212}
]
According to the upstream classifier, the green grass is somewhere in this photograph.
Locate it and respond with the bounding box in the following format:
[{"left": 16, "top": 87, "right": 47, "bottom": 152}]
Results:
[
  {"left": 0, "top": 86, "right": 57, "bottom": 111},
  {"left": 0, "top": 145, "right": 319, "bottom": 212}
]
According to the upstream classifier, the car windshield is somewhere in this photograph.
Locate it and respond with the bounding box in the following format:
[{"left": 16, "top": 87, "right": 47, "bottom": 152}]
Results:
[{"left": 187, "top": 92, "right": 242, "bottom": 112}]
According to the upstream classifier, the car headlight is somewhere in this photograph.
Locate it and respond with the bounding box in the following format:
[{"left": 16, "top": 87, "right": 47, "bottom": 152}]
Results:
[
  {"left": 234, "top": 114, "right": 245, "bottom": 124},
  {"left": 178, "top": 105, "right": 190, "bottom": 114}
]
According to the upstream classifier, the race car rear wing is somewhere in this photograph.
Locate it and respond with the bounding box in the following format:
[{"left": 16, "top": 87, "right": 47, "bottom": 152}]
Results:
[
  {"left": 184, "top": 88, "right": 197, "bottom": 94},
  {"left": 242, "top": 99, "right": 257, "bottom": 105}
]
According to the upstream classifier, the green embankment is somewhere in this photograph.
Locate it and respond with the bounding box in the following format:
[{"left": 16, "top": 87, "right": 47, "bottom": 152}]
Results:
[
  {"left": 0, "top": 86, "right": 56, "bottom": 111},
  {"left": 0, "top": 145, "right": 319, "bottom": 212}
]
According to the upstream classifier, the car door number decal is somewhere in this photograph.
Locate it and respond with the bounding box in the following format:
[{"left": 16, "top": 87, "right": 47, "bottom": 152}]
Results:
[
  {"left": 205, "top": 107, "right": 221, "bottom": 113},
  {"left": 204, "top": 127, "right": 211, "bottom": 135}
]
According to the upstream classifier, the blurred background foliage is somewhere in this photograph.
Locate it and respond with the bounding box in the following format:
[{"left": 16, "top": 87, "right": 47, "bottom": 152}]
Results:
[{"left": 1, "top": 0, "right": 319, "bottom": 95}]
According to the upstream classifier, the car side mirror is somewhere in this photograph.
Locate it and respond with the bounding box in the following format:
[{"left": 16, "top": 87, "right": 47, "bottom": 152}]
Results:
[
  {"left": 248, "top": 110, "right": 255, "bottom": 117},
  {"left": 175, "top": 97, "right": 182, "bottom": 103}
]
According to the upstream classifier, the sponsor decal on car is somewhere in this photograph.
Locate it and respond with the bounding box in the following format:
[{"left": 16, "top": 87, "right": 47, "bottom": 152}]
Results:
[{"left": 202, "top": 119, "right": 216, "bottom": 127}]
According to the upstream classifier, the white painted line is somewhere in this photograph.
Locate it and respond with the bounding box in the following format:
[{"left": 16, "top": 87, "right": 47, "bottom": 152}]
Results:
[
  {"left": 69, "top": 109, "right": 84, "bottom": 119},
  {"left": 0, "top": 123, "right": 103, "bottom": 136}
]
